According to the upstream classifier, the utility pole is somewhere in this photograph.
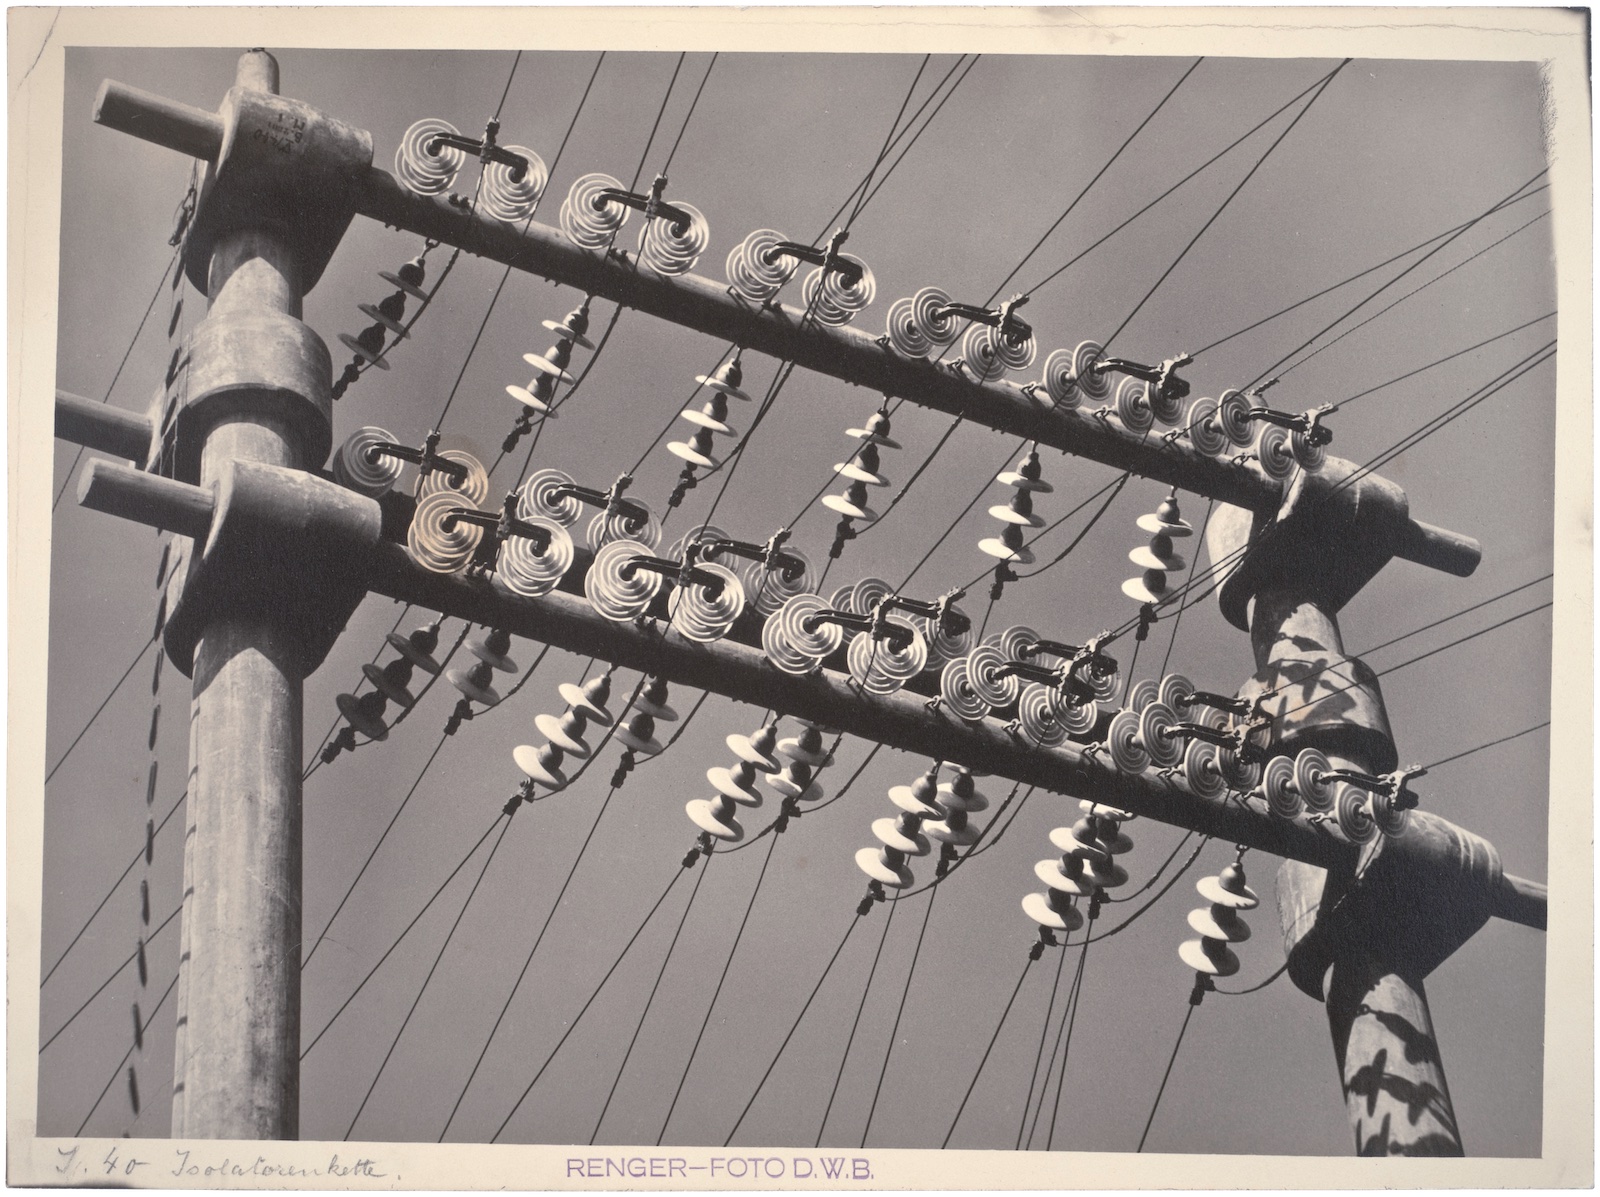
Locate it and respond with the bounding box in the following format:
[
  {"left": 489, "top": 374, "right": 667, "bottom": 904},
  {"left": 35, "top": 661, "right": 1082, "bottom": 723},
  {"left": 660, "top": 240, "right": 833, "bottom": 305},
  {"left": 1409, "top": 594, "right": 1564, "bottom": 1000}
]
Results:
[{"left": 59, "top": 49, "right": 1547, "bottom": 1150}]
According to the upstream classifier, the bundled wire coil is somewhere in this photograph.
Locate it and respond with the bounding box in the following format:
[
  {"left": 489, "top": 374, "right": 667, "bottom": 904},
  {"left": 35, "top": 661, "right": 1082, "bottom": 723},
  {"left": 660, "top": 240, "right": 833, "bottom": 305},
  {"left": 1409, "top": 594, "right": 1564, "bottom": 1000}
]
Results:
[
  {"left": 1040, "top": 347, "right": 1080, "bottom": 410},
  {"left": 587, "top": 500, "right": 661, "bottom": 552},
  {"left": 725, "top": 229, "right": 797, "bottom": 302},
  {"left": 407, "top": 489, "right": 483, "bottom": 574},
  {"left": 847, "top": 618, "right": 926, "bottom": 695},
  {"left": 739, "top": 546, "right": 817, "bottom": 617},
  {"left": 639, "top": 201, "right": 710, "bottom": 276},
  {"left": 395, "top": 118, "right": 465, "bottom": 196},
  {"left": 939, "top": 656, "right": 990, "bottom": 722},
  {"left": 418, "top": 449, "right": 490, "bottom": 508},
  {"left": 584, "top": 539, "right": 663, "bottom": 621},
  {"left": 494, "top": 519, "right": 574, "bottom": 598},
  {"left": 668, "top": 564, "right": 745, "bottom": 643},
  {"left": 519, "top": 468, "right": 582, "bottom": 526},
  {"left": 559, "top": 172, "right": 630, "bottom": 250},
  {"left": 479, "top": 147, "right": 548, "bottom": 224},
  {"left": 332, "top": 426, "right": 403, "bottom": 497}
]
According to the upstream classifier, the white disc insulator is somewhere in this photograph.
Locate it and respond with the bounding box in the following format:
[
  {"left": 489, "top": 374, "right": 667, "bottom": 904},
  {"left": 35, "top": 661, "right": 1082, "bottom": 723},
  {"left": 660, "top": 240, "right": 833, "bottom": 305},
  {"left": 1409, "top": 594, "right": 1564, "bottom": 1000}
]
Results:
[
  {"left": 666, "top": 523, "right": 730, "bottom": 565},
  {"left": 1261, "top": 755, "right": 1301, "bottom": 818},
  {"left": 910, "top": 287, "right": 958, "bottom": 347},
  {"left": 495, "top": 520, "right": 574, "bottom": 598},
  {"left": 396, "top": 119, "right": 465, "bottom": 196},
  {"left": 640, "top": 201, "right": 710, "bottom": 276},
  {"left": 776, "top": 593, "right": 843, "bottom": 660},
  {"left": 978, "top": 536, "right": 1036, "bottom": 565},
  {"left": 1334, "top": 782, "right": 1378, "bottom": 845},
  {"left": 407, "top": 489, "right": 483, "bottom": 574},
  {"left": 997, "top": 625, "right": 1044, "bottom": 664},
  {"left": 708, "top": 765, "right": 763, "bottom": 807},
  {"left": 1218, "top": 745, "right": 1262, "bottom": 796},
  {"left": 1018, "top": 684, "right": 1069, "bottom": 748},
  {"left": 518, "top": 468, "right": 581, "bottom": 526},
  {"left": 855, "top": 847, "right": 914, "bottom": 889},
  {"left": 1041, "top": 347, "right": 1079, "bottom": 409},
  {"left": 761, "top": 613, "right": 822, "bottom": 676},
  {"left": 1292, "top": 429, "right": 1327, "bottom": 472},
  {"left": 961, "top": 324, "right": 1007, "bottom": 382},
  {"left": 1023, "top": 891, "right": 1085, "bottom": 932},
  {"left": 559, "top": 172, "right": 629, "bottom": 250},
  {"left": 1181, "top": 740, "right": 1227, "bottom": 800},
  {"left": 333, "top": 426, "right": 403, "bottom": 497},
  {"left": 847, "top": 619, "right": 926, "bottom": 695},
  {"left": 872, "top": 816, "right": 931, "bottom": 857},
  {"left": 479, "top": 146, "right": 548, "bottom": 224},
  {"left": 1106, "top": 708, "right": 1150, "bottom": 774},
  {"left": 668, "top": 563, "right": 745, "bottom": 643},
  {"left": 1186, "top": 397, "right": 1228, "bottom": 456},
  {"left": 1295, "top": 747, "right": 1336, "bottom": 813},
  {"left": 418, "top": 449, "right": 489, "bottom": 508},
  {"left": 725, "top": 229, "right": 796, "bottom": 302},
  {"left": 686, "top": 797, "right": 744, "bottom": 842},
  {"left": 1217, "top": 389, "right": 1254, "bottom": 447},
  {"left": 1256, "top": 423, "right": 1297, "bottom": 480},
  {"left": 1058, "top": 697, "right": 1098, "bottom": 737},
  {"left": 587, "top": 501, "right": 661, "bottom": 552},
  {"left": 1073, "top": 341, "right": 1111, "bottom": 400},
  {"left": 1138, "top": 701, "right": 1184, "bottom": 768},
  {"left": 584, "top": 538, "right": 664, "bottom": 622},
  {"left": 1126, "top": 678, "right": 1160, "bottom": 714},
  {"left": 1179, "top": 937, "right": 1241, "bottom": 977},
  {"left": 1370, "top": 787, "right": 1412, "bottom": 839},
  {"left": 847, "top": 576, "right": 894, "bottom": 616},
  {"left": 884, "top": 296, "right": 935, "bottom": 358},
  {"left": 964, "top": 644, "right": 1021, "bottom": 710},
  {"left": 1115, "top": 376, "right": 1155, "bottom": 433},
  {"left": 740, "top": 547, "right": 817, "bottom": 617},
  {"left": 1149, "top": 380, "right": 1184, "bottom": 426},
  {"left": 1158, "top": 673, "right": 1195, "bottom": 712},
  {"left": 939, "top": 656, "right": 989, "bottom": 722}
]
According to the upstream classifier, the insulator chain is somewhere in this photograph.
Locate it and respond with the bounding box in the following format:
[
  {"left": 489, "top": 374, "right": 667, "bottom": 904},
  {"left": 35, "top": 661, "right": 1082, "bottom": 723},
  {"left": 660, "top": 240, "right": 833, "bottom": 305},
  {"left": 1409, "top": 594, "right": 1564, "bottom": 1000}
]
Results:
[
  {"left": 1179, "top": 851, "right": 1257, "bottom": 979},
  {"left": 939, "top": 627, "right": 1113, "bottom": 739},
  {"left": 503, "top": 299, "right": 595, "bottom": 453},
  {"left": 763, "top": 579, "right": 958, "bottom": 697},
  {"left": 1022, "top": 801, "right": 1134, "bottom": 932},
  {"left": 978, "top": 448, "right": 1053, "bottom": 600},
  {"left": 510, "top": 671, "right": 618, "bottom": 805},
  {"left": 880, "top": 287, "right": 1036, "bottom": 380},
  {"left": 333, "top": 254, "right": 431, "bottom": 399},
  {"left": 321, "top": 619, "right": 443, "bottom": 764},
  {"left": 611, "top": 676, "right": 678, "bottom": 787},
  {"left": 823, "top": 406, "right": 900, "bottom": 559},
  {"left": 1122, "top": 488, "right": 1192, "bottom": 609},
  {"left": 856, "top": 762, "right": 990, "bottom": 891},
  {"left": 444, "top": 627, "right": 520, "bottom": 734},
  {"left": 668, "top": 355, "right": 751, "bottom": 507}
]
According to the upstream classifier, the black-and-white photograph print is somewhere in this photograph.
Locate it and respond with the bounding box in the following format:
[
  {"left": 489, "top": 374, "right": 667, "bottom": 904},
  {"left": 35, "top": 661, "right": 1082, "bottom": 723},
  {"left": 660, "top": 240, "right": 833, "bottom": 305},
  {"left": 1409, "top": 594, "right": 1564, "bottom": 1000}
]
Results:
[{"left": 13, "top": 7, "right": 1591, "bottom": 1190}]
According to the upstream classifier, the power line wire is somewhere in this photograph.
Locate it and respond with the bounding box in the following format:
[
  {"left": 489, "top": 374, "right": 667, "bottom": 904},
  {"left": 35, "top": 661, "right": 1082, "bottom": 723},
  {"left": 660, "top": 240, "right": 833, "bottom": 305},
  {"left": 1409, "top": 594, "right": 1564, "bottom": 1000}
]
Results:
[
  {"left": 41, "top": 904, "right": 178, "bottom": 1054},
  {"left": 44, "top": 636, "right": 153, "bottom": 784},
  {"left": 1136, "top": 995, "right": 1198, "bottom": 1151},
  {"left": 1103, "top": 60, "right": 1349, "bottom": 352},
  {"left": 42, "top": 787, "right": 187, "bottom": 989},
  {"left": 815, "top": 897, "right": 897, "bottom": 1148},
  {"left": 941, "top": 949, "right": 1036, "bottom": 1148},
  {"left": 491, "top": 858, "right": 690, "bottom": 1143},
  {"left": 74, "top": 971, "right": 178, "bottom": 1136},
  {"left": 1422, "top": 719, "right": 1551, "bottom": 772},
  {"left": 1016, "top": 934, "right": 1071, "bottom": 1149},
  {"left": 345, "top": 814, "right": 517, "bottom": 1138},
  {"left": 593, "top": 846, "right": 715, "bottom": 1145},
  {"left": 657, "top": 830, "right": 782, "bottom": 1143},
  {"left": 859, "top": 886, "right": 937, "bottom": 1146}
]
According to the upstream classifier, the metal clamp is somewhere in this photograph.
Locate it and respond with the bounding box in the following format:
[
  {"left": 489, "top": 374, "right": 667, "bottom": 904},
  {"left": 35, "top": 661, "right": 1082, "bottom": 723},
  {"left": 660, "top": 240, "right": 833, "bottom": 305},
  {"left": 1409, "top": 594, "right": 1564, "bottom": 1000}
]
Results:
[
  {"left": 595, "top": 173, "right": 695, "bottom": 234},
  {"left": 370, "top": 431, "right": 469, "bottom": 486},
  {"left": 1094, "top": 352, "right": 1193, "bottom": 405},
  {"left": 1319, "top": 763, "right": 1428, "bottom": 810},
  {"left": 426, "top": 118, "right": 532, "bottom": 182},
  {"left": 762, "top": 228, "right": 864, "bottom": 289},
  {"left": 548, "top": 472, "right": 651, "bottom": 527},
  {"left": 1244, "top": 401, "right": 1338, "bottom": 446},
  {"left": 700, "top": 528, "right": 808, "bottom": 583},
  {"left": 931, "top": 293, "right": 1034, "bottom": 345}
]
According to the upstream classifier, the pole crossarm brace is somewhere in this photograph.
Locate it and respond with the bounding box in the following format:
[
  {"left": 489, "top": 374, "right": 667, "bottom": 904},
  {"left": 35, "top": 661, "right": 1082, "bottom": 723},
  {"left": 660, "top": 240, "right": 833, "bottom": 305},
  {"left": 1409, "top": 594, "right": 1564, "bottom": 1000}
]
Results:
[
  {"left": 90, "top": 78, "right": 1480, "bottom": 577},
  {"left": 70, "top": 456, "right": 1543, "bottom": 931}
]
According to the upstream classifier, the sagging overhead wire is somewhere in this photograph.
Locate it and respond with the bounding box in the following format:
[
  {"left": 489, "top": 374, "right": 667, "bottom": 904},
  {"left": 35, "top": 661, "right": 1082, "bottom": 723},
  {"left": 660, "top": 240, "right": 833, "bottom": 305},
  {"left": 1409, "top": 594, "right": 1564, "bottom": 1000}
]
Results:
[
  {"left": 40, "top": 903, "right": 179, "bottom": 1054},
  {"left": 1101, "top": 60, "right": 1351, "bottom": 353},
  {"left": 44, "top": 636, "right": 154, "bottom": 785}
]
